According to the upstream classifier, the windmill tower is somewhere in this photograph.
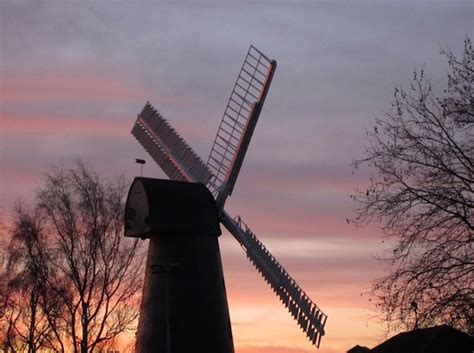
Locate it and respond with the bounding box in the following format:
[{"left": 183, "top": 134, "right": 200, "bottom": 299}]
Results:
[{"left": 125, "top": 46, "right": 327, "bottom": 351}]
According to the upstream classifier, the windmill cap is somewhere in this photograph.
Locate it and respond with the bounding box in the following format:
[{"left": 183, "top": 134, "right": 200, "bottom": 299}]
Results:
[{"left": 124, "top": 177, "right": 221, "bottom": 238}]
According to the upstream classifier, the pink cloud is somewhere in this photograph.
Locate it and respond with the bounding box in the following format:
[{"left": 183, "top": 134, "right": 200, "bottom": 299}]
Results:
[
  {"left": 223, "top": 252, "right": 382, "bottom": 308},
  {"left": 246, "top": 162, "right": 368, "bottom": 192},
  {"left": 1, "top": 113, "right": 130, "bottom": 138},
  {"left": 0, "top": 70, "right": 146, "bottom": 103},
  {"left": 0, "top": 67, "right": 384, "bottom": 353},
  {"left": 1, "top": 112, "right": 210, "bottom": 143},
  {"left": 222, "top": 203, "right": 375, "bottom": 239}
]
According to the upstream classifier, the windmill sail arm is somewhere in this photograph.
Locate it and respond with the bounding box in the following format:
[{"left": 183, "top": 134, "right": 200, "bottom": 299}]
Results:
[
  {"left": 132, "top": 102, "right": 212, "bottom": 184},
  {"left": 217, "top": 60, "right": 276, "bottom": 205},
  {"left": 206, "top": 46, "right": 277, "bottom": 208},
  {"left": 220, "top": 210, "right": 327, "bottom": 348}
]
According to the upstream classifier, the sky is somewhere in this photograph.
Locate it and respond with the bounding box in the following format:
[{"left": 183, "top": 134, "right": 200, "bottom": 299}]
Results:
[{"left": 0, "top": 1, "right": 473, "bottom": 352}]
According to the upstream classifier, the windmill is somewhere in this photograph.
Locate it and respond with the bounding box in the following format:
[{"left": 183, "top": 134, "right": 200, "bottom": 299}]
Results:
[{"left": 129, "top": 46, "right": 327, "bottom": 349}]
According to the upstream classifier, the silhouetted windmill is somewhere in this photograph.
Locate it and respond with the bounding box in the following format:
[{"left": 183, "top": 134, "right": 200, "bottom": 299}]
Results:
[{"left": 129, "top": 46, "right": 327, "bottom": 349}]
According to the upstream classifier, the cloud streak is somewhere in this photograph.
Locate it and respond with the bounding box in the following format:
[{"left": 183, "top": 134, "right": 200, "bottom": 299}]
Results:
[{"left": 1, "top": 70, "right": 146, "bottom": 104}]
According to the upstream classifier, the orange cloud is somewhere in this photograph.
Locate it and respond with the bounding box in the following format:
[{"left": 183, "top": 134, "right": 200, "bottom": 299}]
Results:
[
  {"left": 237, "top": 348, "right": 315, "bottom": 353},
  {"left": 228, "top": 299, "right": 383, "bottom": 353},
  {"left": 216, "top": 225, "right": 387, "bottom": 352}
]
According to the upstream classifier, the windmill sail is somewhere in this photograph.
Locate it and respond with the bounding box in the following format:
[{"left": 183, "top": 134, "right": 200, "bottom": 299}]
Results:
[
  {"left": 131, "top": 45, "right": 328, "bottom": 349},
  {"left": 132, "top": 102, "right": 212, "bottom": 184},
  {"left": 221, "top": 210, "right": 327, "bottom": 348},
  {"left": 132, "top": 106, "right": 328, "bottom": 346},
  {"left": 207, "top": 45, "right": 277, "bottom": 208}
]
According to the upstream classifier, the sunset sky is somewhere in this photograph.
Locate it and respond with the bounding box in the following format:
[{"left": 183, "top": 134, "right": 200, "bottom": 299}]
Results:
[{"left": 1, "top": 1, "right": 473, "bottom": 352}]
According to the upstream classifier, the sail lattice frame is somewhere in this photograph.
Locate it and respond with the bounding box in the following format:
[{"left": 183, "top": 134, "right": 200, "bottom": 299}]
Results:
[{"left": 207, "top": 45, "right": 276, "bottom": 202}]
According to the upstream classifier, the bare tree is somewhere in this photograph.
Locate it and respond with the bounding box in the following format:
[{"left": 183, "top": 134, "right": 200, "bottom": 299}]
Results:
[
  {"left": 0, "top": 161, "right": 145, "bottom": 352},
  {"left": 0, "top": 205, "right": 59, "bottom": 353},
  {"left": 352, "top": 37, "right": 473, "bottom": 334}
]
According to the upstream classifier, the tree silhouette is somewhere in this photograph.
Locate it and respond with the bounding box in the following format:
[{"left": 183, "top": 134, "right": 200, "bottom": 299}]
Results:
[
  {"left": 0, "top": 161, "right": 145, "bottom": 352},
  {"left": 352, "top": 37, "right": 473, "bottom": 334}
]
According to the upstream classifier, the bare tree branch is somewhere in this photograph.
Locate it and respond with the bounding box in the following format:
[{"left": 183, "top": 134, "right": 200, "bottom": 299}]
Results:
[
  {"left": 0, "top": 160, "right": 145, "bottom": 352},
  {"left": 352, "top": 37, "right": 474, "bottom": 334}
]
